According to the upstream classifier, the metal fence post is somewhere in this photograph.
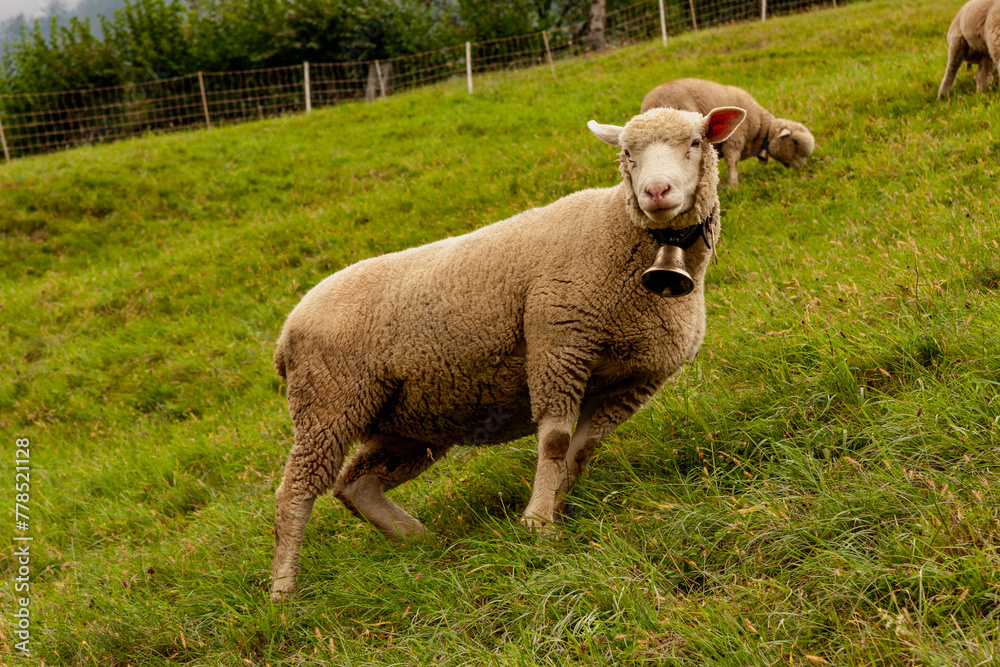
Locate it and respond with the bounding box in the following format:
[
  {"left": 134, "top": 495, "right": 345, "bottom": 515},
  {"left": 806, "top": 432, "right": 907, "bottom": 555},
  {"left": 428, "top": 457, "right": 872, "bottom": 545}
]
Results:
[
  {"left": 0, "top": 114, "right": 10, "bottom": 163},
  {"left": 304, "top": 61, "right": 312, "bottom": 113},
  {"left": 466, "top": 42, "right": 473, "bottom": 94},
  {"left": 658, "top": 0, "right": 668, "bottom": 47},
  {"left": 198, "top": 71, "right": 212, "bottom": 129},
  {"left": 542, "top": 31, "right": 557, "bottom": 83}
]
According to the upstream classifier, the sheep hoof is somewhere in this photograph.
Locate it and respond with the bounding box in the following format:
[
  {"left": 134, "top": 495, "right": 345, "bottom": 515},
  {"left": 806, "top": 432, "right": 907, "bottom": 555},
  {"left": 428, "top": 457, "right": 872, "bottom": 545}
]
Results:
[
  {"left": 520, "top": 515, "right": 559, "bottom": 536},
  {"left": 389, "top": 525, "right": 433, "bottom": 545},
  {"left": 270, "top": 580, "right": 297, "bottom": 602}
]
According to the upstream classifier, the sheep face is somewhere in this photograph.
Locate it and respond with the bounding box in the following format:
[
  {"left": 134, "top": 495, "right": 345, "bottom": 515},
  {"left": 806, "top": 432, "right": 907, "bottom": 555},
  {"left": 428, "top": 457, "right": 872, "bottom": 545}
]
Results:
[
  {"left": 589, "top": 107, "right": 745, "bottom": 229},
  {"left": 767, "top": 120, "right": 815, "bottom": 169}
]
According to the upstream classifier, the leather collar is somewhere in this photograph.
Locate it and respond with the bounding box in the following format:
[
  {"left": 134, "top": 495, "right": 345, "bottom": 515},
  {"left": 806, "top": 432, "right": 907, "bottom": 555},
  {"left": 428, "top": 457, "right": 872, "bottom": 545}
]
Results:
[
  {"left": 648, "top": 211, "right": 715, "bottom": 250},
  {"left": 758, "top": 133, "right": 770, "bottom": 164}
]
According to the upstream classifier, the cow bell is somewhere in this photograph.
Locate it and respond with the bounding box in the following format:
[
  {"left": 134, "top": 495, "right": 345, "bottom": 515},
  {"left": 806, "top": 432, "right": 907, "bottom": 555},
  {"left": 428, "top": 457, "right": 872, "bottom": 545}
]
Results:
[{"left": 641, "top": 244, "right": 694, "bottom": 297}]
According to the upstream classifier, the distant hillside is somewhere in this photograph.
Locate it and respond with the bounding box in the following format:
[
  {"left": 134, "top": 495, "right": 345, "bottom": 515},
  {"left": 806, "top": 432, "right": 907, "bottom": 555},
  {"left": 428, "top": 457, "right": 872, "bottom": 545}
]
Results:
[{"left": 1, "top": 0, "right": 126, "bottom": 46}]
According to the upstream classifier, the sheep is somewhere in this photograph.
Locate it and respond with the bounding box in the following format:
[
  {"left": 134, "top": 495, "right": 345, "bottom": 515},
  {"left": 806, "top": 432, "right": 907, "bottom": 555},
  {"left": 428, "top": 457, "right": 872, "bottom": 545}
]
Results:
[
  {"left": 268, "top": 105, "right": 747, "bottom": 600},
  {"left": 937, "top": 0, "right": 1000, "bottom": 98},
  {"left": 640, "top": 78, "right": 814, "bottom": 189}
]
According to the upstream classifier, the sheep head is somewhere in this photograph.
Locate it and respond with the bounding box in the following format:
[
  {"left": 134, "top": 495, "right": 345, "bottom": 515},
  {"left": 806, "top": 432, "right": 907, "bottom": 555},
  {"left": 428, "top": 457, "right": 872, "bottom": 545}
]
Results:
[
  {"left": 589, "top": 107, "right": 745, "bottom": 231},
  {"left": 765, "top": 119, "right": 815, "bottom": 169}
]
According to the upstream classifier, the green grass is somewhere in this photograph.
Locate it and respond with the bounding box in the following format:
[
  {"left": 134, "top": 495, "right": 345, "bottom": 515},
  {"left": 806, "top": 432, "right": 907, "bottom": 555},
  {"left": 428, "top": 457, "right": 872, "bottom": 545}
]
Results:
[{"left": 2, "top": 0, "right": 999, "bottom": 663}]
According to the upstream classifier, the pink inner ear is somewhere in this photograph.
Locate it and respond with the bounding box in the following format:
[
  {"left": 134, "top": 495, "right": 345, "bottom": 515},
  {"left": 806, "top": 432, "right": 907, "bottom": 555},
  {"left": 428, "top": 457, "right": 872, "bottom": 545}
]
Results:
[{"left": 705, "top": 110, "right": 743, "bottom": 142}]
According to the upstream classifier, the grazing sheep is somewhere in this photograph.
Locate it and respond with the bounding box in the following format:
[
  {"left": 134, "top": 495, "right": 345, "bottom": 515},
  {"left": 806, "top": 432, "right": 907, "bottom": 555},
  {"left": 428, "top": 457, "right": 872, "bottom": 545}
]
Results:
[
  {"left": 269, "top": 106, "right": 747, "bottom": 600},
  {"left": 640, "top": 78, "right": 814, "bottom": 189},
  {"left": 937, "top": 0, "right": 1000, "bottom": 98}
]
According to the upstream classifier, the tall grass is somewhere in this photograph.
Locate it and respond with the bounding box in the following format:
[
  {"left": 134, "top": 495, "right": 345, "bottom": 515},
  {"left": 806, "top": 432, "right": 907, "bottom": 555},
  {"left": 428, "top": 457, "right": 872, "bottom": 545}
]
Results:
[{"left": 1, "top": 0, "right": 998, "bottom": 664}]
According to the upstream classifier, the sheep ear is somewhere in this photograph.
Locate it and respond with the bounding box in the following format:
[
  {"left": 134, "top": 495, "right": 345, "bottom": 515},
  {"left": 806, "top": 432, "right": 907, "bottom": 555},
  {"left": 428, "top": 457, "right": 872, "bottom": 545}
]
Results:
[
  {"left": 703, "top": 107, "right": 746, "bottom": 143},
  {"left": 588, "top": 120, "right": 623, "bottom": 147},
  {"left": 778, "top": 128, "right": 792, "bottom": 139}
]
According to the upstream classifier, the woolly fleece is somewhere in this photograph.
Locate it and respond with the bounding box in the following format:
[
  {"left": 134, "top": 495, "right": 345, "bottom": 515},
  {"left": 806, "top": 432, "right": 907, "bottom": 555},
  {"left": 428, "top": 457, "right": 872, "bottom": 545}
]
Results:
[
  {"left": 938, "top": 0, "right": 1000, "bottom": 98},
  {"left": 268, "top": 107, "right": 741, "bottom": 599}
]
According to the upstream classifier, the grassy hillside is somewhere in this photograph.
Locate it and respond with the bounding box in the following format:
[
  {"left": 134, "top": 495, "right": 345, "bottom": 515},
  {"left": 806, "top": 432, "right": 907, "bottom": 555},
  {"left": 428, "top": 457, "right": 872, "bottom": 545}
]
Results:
[{"left": 2, "top": 0, "right": 999, "bottom": 664}]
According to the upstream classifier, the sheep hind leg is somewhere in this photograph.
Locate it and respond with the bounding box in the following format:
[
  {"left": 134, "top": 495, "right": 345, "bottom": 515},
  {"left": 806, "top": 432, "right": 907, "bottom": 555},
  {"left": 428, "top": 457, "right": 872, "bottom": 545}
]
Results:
[
  {"left": 271, "top": 422, "right": 355, "bottom": 601},
  {"left": 974, "top": 56, "right": 995, "bottom": 91},
  {"left": 271, "top": 378, "right": 381, "bottom": 601},
  {"left": 938, "top": 36, "right": 969, "bottom": 98},
  {"left": 334, "top": 436, "right": 451, "bottom": 542},
  {"left": 271, "top": 481, "right": 316, "bottom": 602}
]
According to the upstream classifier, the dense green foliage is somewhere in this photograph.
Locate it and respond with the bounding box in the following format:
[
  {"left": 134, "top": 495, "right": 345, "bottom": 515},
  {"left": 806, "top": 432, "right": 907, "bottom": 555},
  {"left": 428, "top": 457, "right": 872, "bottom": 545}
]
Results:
[
  {"left": 0, "top": 0, "right": 639, "bottom": 96},
  {"left": 2, "top": 0, "right": 999, "bottom": 663},
  {"left": 1, "top": 0, "right": 441, "bottom": 93}
]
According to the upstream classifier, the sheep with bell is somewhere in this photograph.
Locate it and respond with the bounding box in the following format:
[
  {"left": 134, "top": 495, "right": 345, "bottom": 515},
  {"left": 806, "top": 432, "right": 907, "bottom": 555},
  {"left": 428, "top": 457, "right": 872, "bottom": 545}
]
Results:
[{"left": 269, "top": 105, "right": 746, "bottom": 600}]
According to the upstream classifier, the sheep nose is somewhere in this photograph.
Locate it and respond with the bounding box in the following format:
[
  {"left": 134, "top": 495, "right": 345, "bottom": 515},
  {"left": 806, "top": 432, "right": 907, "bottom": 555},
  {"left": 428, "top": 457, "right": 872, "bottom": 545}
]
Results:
[{"left": 645, "top": 184, "right": 671, "bottom": 206}]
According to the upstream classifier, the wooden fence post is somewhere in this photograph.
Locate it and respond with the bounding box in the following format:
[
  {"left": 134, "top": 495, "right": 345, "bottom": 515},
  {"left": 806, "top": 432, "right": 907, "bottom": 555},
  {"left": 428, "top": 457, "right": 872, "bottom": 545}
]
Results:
[
  {"left": 762, "top": 0, "right": 767, "bottom": 21},
  {"left": 688, "top": 0, "right": 699, "bottom": 32},
  {"left": 542, "top": 31, "right": 557, "bottom": 83},
  {"left": 0, "top": 114, "right": 10, "bottom": 163},
  {"left": 466, "top": 42, "right": 473, "bottom": 94},
  {"left": 198, "top": 71, "right": 212, "bottom": 129},
  {"left": 588, "top": 0, "right": 606, "bottom": 51},
  {"left": 304, "top": 61, "right": 312, "bottom": 113},
  {"left": 375, "top": 60, "right": 386, "bottom": 99},
  {"left": 658, "top": 0, "right": 668, "bottom": 47}
]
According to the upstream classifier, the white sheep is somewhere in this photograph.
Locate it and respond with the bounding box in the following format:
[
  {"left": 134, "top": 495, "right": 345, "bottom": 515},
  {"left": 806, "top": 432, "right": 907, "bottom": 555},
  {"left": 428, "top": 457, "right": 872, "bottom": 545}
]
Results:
[
  {"left": 937, "top": 0, "right": 1000, "bottom": 98},
  {"left": 269, "top": 106, "right": 747, "bottom": 600},
  {"left": 640, "top": 78, "right": 814, "bottom": 189}
]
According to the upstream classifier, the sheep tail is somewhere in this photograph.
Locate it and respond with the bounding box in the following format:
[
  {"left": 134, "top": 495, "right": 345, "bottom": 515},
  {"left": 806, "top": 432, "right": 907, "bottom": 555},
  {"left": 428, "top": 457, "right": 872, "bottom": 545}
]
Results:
[{"left": 274, "top": 335, "right": 288, "bottom": 379}]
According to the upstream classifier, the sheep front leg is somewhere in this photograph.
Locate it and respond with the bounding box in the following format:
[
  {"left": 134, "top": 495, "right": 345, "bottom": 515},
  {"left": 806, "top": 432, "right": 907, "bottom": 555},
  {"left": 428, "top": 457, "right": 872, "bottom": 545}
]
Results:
[
  {"left": 522, "top": 414, "right": 578, "bottom": 529},
  {"left": 722, "top": 145, "right": 741, "bottom": 188},
  {"left": 520, "top": 336, "right": 595, "bottom": 529},
  {"left": 522, "top": 375, "right": 662, "bottom": 529},
  {"left": 565, "top": 376, "right": 663, "bottom": 492},
  {"left": 938, "top": 35, "right": 969, "bottom": 98}
]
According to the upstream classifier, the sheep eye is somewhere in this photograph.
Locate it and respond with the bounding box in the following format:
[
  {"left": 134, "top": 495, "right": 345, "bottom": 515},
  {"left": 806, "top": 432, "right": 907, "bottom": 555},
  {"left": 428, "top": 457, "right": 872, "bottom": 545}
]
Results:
[
  {"left": 691, "top": 139, "right": 701, "bottom": 148},
  {"left": 623, "top": 149, "right": 631, "bottom": 158}
]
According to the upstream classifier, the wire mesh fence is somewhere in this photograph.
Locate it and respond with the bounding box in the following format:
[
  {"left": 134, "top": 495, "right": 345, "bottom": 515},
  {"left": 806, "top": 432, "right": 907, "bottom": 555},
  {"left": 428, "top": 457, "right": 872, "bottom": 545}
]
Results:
[
  {"left": 202, "top": 66, "right": 309, "bottom": 126},
  {"left": 0, "top": 0, "right": 846, "bottom": 162}
]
